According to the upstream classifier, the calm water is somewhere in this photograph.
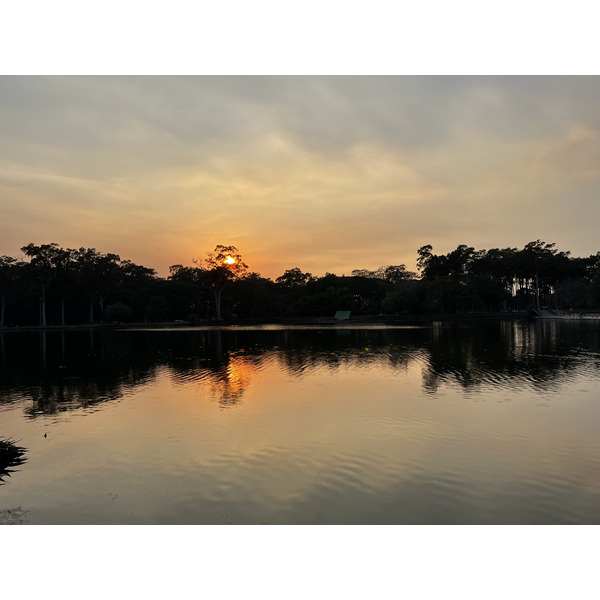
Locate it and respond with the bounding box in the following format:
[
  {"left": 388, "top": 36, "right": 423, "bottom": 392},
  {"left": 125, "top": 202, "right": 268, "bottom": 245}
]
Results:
[{"left": 1, "top": 320, "right": 600, "bottom": 524}]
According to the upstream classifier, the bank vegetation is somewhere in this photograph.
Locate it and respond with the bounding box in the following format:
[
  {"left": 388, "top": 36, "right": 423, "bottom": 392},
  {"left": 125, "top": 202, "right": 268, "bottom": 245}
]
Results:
[{"left": 2, "top": 240, "right": 600, "bottom": 326}]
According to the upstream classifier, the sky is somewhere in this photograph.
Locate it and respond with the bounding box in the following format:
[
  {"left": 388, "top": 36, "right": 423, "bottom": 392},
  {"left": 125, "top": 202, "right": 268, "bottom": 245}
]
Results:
[{"left": 2, "top": 76, "right": 600, "bottom": 279}]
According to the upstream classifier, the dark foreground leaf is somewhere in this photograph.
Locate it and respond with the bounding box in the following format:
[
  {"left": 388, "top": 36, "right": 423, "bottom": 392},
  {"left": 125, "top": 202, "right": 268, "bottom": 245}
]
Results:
[{"left": 0, "top": 438, "right": 27, "bottom": 484}]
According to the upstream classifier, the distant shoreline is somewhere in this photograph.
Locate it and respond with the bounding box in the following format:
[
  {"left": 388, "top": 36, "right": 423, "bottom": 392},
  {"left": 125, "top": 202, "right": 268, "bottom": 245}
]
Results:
[{"left": 0, "top": 312, "right": 533, "bottom": 331}]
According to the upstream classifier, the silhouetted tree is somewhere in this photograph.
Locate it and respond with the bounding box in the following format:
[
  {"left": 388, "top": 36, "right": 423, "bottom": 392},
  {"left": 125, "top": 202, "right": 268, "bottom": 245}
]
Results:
[
  {"left": 50, "top": 246, "right": 77, "bottom": 326},
  {"left": 273, "top": 268, "right": 313, "bottom": 316},
  {"left": 5, "top": 238, "right": 600, "bottom": 324},
  {"left": 75, "top": 247, "right": 121, "bottom": 324},
  {"left": 21, "top": 243, "right": 65, "bottom": 326},
  {"left": 416, "top": 245, "right": 434, "bottom": 275},
  {"left": 168, "top": 264, "right": 212, "bottom": 320},
  {"left": 145, "top": 295, "right": 169, "bottom": 321},
  {"left": 0, "top": 256, "right": 22, "bottom": 327},
  {"left": 105, "top": 302, "right": 134, "bottom": 323},
  {"left": 381, "top": 280, "right": 420, "bottom": 314},
  {"left": 276, "top": 267, "right": 313, "bottom": 288},
  {"left": 195, "top": 245, "right": 249, "bottom": 320},
  {"left": 377, "top": 264, "right": 417, "bottom": 283},
  {"left": 352, "top": 265, "right": 416, "bottom": 282},
  {"left": 229, "top": 273, "right": 281, "bottom": 318}
]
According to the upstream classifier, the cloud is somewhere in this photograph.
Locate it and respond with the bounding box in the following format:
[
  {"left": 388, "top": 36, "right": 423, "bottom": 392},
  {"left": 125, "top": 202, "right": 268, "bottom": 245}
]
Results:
[
  {"left": 2, "top": 76, "right": 600, "bottom": 277},
  {"left": 539, "top": 127, "right": 600, "bottom": 179}
]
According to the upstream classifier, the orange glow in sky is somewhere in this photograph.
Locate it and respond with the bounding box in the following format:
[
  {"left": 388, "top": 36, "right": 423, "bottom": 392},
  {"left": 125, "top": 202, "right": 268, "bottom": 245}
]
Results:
[{"left": 2, "top": 76, "right": 600, "bottom": 280}]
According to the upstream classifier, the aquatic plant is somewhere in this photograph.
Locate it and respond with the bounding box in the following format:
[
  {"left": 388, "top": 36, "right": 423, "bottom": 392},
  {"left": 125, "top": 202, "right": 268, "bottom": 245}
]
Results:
[{"left": 0, "top": 437, "right": 27, "bottom": 483}]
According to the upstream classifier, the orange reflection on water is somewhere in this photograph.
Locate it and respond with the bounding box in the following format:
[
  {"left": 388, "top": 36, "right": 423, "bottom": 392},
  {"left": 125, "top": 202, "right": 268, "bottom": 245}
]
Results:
[{"left": 204, "top": 354, "right": 256, "bottom": 407}]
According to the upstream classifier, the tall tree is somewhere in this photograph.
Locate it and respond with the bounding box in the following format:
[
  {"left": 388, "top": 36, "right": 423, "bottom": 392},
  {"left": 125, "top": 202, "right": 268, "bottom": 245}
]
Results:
[
  {"left": 168, "top": 264, "right": 212, "bottom": 320},
  {"left": 75, "top": 248, "right": 121, "bottom": 324},
  {"left": 416, "top": 245, "right": 434, "bottom": 275},
  {"left": 195, "top": 245, "right": 249, "bottom": 320},
  {"left": 21, "top": 243, "right": 64, "bottom": 327},
  {"left": 51, "top": 246, "right": 77, "bottom": 326},
  {"left": 0, "top": 256, "right": 21, "bottom": 327}
]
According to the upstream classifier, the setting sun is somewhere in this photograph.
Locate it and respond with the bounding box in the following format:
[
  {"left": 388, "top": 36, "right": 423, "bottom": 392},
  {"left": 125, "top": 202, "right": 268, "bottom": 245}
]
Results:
[{"left": 224, "top": 256, "right": 236, "bottom": 265}]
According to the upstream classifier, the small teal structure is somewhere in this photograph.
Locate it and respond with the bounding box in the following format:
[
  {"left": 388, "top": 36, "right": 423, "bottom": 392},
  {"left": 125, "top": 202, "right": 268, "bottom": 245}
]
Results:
[{"left": 334, "top": 310, "right": 351, "bottom": 321}]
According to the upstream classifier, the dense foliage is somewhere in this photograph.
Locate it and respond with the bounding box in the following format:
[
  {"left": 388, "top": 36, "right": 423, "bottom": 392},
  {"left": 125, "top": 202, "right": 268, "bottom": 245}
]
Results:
[{"left": 1, "top": 240, "right": 600, "bottom": 326}]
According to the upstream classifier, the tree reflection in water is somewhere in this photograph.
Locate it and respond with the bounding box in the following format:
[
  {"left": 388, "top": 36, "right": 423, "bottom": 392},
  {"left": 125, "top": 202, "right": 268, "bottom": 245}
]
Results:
[
  {"left": 420, "top": 320, "right": 600, "bottom": 394},
  {"left": 0, "top": 330, "right": 158, "bottom": 417},
  {"left": 2, "top": 321, "right": 600, "bottom": 417}
]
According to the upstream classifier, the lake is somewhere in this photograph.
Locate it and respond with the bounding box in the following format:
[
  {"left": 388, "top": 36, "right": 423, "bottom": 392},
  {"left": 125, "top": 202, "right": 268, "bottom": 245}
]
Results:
[{"left": 2, "top": 320, "right": 600, "bottom": 524}]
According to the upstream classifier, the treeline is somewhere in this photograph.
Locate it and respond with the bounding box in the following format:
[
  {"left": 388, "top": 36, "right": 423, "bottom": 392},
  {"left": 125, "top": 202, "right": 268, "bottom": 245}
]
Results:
[
  {"left": 413, "top": 241, "right": 600, "bottom": 314},
  {"left": 1, "top": 240, "right": 600, "bottom": 326}
]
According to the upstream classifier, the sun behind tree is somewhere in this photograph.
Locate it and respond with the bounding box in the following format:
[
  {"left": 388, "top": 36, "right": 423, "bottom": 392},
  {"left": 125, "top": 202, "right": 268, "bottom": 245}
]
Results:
[
  {"left": 195, "top": 245, "right": 249, "bottom": 320},
  {"left": 205, "top": 245, "right": 248, "bottom": 276}
]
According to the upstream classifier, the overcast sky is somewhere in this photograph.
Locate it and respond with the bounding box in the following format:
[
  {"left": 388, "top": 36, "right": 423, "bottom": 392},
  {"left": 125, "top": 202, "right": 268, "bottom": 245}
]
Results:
[{"left": 2, "top": 75, "right": 600, "bottom": 278}]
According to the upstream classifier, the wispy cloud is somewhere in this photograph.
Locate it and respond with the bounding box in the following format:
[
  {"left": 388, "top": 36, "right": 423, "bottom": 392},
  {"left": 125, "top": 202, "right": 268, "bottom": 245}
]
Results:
[{"left": 2, "top": 76, "right": 600, "bottom": 277}]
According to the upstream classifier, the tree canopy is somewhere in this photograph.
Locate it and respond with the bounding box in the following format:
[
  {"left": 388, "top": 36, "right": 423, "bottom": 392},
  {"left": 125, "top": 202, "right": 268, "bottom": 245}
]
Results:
[{"left": 2, "top": 239, "right": 600, "bottom": 326}]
